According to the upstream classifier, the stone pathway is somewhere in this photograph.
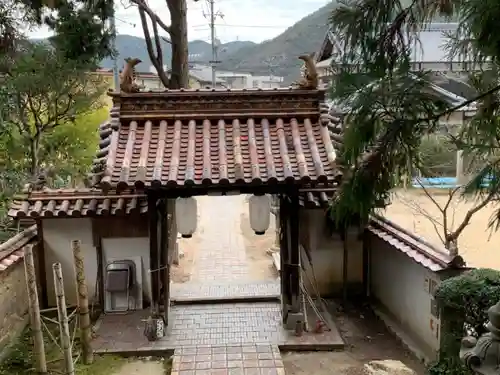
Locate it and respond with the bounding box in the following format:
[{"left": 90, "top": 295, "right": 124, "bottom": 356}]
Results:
[
  {"left": 93, "top": 303, "right": 344, "bottom": 353},
  {"left": 189, "top": 196, "right": 250, "bottom": 283},
  {"left": 171, "top": 344, "right": 285, "bottom": 375},
  {"left": 170, "top": 281, "right": 280, "bottom": 302}
]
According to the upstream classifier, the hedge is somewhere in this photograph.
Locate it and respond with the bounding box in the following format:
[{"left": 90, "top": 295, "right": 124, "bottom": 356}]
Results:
[{"left": 429, "top": 268, "right": 500, "bottom": 375}]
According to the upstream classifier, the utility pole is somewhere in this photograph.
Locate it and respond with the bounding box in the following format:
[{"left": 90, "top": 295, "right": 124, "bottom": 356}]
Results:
[
  {"left": 110, "top": 1, "right": 120, "bottom": 91},
  {"left": 264, "top": 56, "right": 280, "bottom": 88},
  {"left": 209, "top": 0, "right": 216, "bottom": 87},
  {"left": 205, "top": 0, "right": 222, "bottom": 87}
]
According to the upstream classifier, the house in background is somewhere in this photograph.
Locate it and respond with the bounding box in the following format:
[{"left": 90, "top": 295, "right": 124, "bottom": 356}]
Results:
[
  {"left": 186, "top": 64, "right": 227, "bottom": 88},
  {"left": 95, "top": 68, "right": 164, "bottom": 91},
  {"left": 216, "top": 70, "right": 284, "bottom": 89},
  {"left": 315, "top": 22, "right": 482, "bottom": 90}
]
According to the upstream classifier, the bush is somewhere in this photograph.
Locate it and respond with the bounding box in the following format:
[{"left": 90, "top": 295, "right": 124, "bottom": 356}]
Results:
[
  {"left": 419, "top": 135, "right": 457, "bottom": 177},
  {"left": 429, "top": 268, "right": 500, "bottom": 375}
]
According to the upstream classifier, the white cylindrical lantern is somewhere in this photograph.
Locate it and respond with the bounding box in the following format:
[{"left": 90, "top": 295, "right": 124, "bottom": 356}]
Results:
[
  {"left": 248, "top": 194, "right": 271, "bottom": 235},
  {"left": 175, "top": 197, "right": 197, "bottom": 238}
]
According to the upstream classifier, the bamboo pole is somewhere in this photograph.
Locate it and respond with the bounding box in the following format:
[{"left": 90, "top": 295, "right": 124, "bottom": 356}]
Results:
[
  {"left": 24, "top": 244, "right": 48, "bottom": 374},
  {"left": 71, "top": 240, "right": 93, "bottom": 364},
  {"left": 53, "top": 263, "right": 75, "bottom": 375}
]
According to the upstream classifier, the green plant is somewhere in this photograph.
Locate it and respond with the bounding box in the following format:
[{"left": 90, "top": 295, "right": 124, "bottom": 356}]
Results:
[
  {"left": 429, "top": 268, "right": 500, "bottom": 375},
  {"left": 419, "top": 135, "right": 457, "bottom": 178}
]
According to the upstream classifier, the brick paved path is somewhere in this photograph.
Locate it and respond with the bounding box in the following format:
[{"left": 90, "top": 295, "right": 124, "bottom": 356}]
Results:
[
  {"left": 171, "top": 195, "right": 280, "bottom": 302},
  {"left": 190, "top": 195, "right": 250, "bottom": 283},
  {"left": 171, "top": 196, "right": 288, "bottom": 374},
  {"left": 171, "top": 344, "right": 285, "bottom": 375}
]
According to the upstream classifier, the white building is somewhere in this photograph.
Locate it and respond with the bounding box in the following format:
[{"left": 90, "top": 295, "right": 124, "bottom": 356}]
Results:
[
  {"left": 216, "top": 70, "right": 284, "bottom": 89},
  {"left": 315, "top": 23, "right": 482, "bottom": 91}
]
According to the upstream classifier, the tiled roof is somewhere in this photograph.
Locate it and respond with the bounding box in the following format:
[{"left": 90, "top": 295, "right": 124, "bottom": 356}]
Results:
[
  {"left": 8, "top": 189, "right": 147, "bottom": 218},
  {"left": 368, "top": 215, "right": 465, "bottom": 272},
  {"left": 299, "top": 190, "right": 333, "bottom": 208},
  {"left": 92, "top": 88, "right": 342, "bottom": 191},
  {"left": 0, "top": 225, "right": 37, "bottom": 272}
]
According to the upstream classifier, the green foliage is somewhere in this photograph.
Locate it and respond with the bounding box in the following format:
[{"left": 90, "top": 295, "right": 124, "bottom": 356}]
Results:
[
  {"left": 328, "top": 65, "right": 450, "bottom": 225},
  {"left": 1, "top": 0, "right": 114, "bottom": 64},
  {"left": 436, "top": 268, "right": 500, "bottom": 336},
  {"left": 40, "top": 107, "right": 108, "bottom": 180},
  {"left": 327, "top": 0, "right": 500, "bottom": 229},
  {"left": 419, "top": 135, "right": 457, "bottom": 177},
  {"left": 0, "top": 41, "right": 107, "bottom": 238},
  {"left": 429, "top": 269, "right": 500, "bottom": 375},
  {"left": 45, "top": 0, "right": 115, "bottom": 65},
  {"left": 0, "top": 327, "right": 126, "bottom": 375},
  {"left": 0, "top": 41, "right": 107, "bottom": 176}
]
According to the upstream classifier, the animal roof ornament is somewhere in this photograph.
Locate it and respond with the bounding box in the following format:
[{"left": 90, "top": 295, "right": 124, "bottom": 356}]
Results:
[
  {"left": 293, "top": 53, "right": 318, "bottom": 90},
  {"left": 120, "top": 57, "right": 142, "bottom": 93}
]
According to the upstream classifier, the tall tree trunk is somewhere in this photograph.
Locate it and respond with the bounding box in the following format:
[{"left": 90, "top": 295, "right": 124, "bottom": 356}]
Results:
[
  {"left": 29, "top": 138, "right": 40, "bottom": 178},
  {"left": 167, "top": 0, "right": 189, "bottom": 89}
]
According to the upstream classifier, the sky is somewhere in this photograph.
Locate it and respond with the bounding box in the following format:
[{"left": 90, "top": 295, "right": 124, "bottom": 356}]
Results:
[{"left": 28, "top": 0, "right": 332, "bottom": 44}]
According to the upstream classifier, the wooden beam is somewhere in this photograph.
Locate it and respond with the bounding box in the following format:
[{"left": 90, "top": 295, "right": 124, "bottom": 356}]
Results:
[
  {"left": 35, "top": 220, "right": 48, "bottom": 309},
  {"left": 148, "top": 194, "right": 160, "bottom": 313}
]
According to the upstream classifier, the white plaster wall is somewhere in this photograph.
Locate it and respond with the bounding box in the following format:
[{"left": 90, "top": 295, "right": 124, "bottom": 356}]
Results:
[
  {"left": 370, "top": 234, "right": 441, "bottom": 360},
  {"left": 101, "top": 238, "right": 151, "bottom": 304},
  {"left": 43, "top": 219, "right": 97, "bottom": 307},
  {"left": 300, "top": 209, "right": 364, "bottom": 296},
  {"left": 43, "top": 220, "right": 151, "bottom": 308}
]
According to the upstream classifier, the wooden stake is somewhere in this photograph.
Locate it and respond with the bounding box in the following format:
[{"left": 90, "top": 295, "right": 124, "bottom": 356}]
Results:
[
  {"left": 24, "top": 244, "right": 48, "bottom": 374},
  {"left": 71, "top": 240, "right": 93, "bottom": 364},
  {"left": 53, "top": 263, "right": 75, "bottom": 375}
]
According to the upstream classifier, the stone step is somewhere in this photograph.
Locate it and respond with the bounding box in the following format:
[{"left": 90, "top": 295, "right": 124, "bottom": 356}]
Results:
[
  {"left": 171, "top": 281, "right": 281, "bottom": 303},
  {"left": 171, "top": 344, "right": 285, "bottom": 375}
]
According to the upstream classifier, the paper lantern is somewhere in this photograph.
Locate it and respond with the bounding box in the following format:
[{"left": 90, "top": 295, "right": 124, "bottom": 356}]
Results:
[
  {"left": 175, "top": 197, "right": 197, "bottom": 238},
  {"left": 248, "top": 194, "right": 271, "bottom": 235}
]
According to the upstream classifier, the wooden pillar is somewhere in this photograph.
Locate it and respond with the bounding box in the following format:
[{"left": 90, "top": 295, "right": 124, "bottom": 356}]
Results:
[
  {"left": 35, "top": 221, "right": 48, "bottom": 309},
  {"left": 95, "top": 236, "right": 105, "bottom": 310},
  {"left": 148, "top": 194, "right": 160, "bottom": 314},
  {"left": 159, "top": 199, "right": 171, "bottom": 324},
  {"left": 279, "top": 195, "right": 290, "bottom": 323},
  {"left": 288, "top": 191, "right": 301, "bottom": 314},
  {"left": 341, "top": 229, "right": 348, "bottom": 304},
  {"left": 362, "top": 229, "right": 370, "bottom": 298}
]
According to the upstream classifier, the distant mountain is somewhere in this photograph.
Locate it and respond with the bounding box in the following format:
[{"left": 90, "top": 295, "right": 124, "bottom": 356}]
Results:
[
  {"left": 216, "top": 2, "right": 459, "bottom": 83},
  {"left": 217, "top": 2, "right": 337, "bottom": 83},
  {"left": 98, "top": 35, "right": 256, "bottom": 72},
  {"left": 33, "top": 1, "right": 459, "bottom": 82}
]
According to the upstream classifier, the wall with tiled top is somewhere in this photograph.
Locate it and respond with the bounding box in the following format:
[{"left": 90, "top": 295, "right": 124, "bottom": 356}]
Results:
[
  {"left": 300, "top": 209, "right": 364, "bottom": 297},
  {"left": 0, "top": 260, "right": 30, "bottom": 351}
]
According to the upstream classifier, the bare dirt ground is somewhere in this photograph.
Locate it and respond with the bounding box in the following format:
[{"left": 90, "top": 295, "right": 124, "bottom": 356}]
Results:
[
  {"left": 283, "top": 302, "right": 426, "bottom": 375},
  {"left": 111, "top": 358, "right": 167, "bottom": 375},
  {"left": 239, "top": 199, "right": 278, "bottom": 281},
  {"left": 383, "top": 189, "right": 500, "bottom": 269}
]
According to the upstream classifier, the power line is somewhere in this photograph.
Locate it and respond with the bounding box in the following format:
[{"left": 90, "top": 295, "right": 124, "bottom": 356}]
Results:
[{"left": 191, "top": 23, "right": 289, "bottom": 29}]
